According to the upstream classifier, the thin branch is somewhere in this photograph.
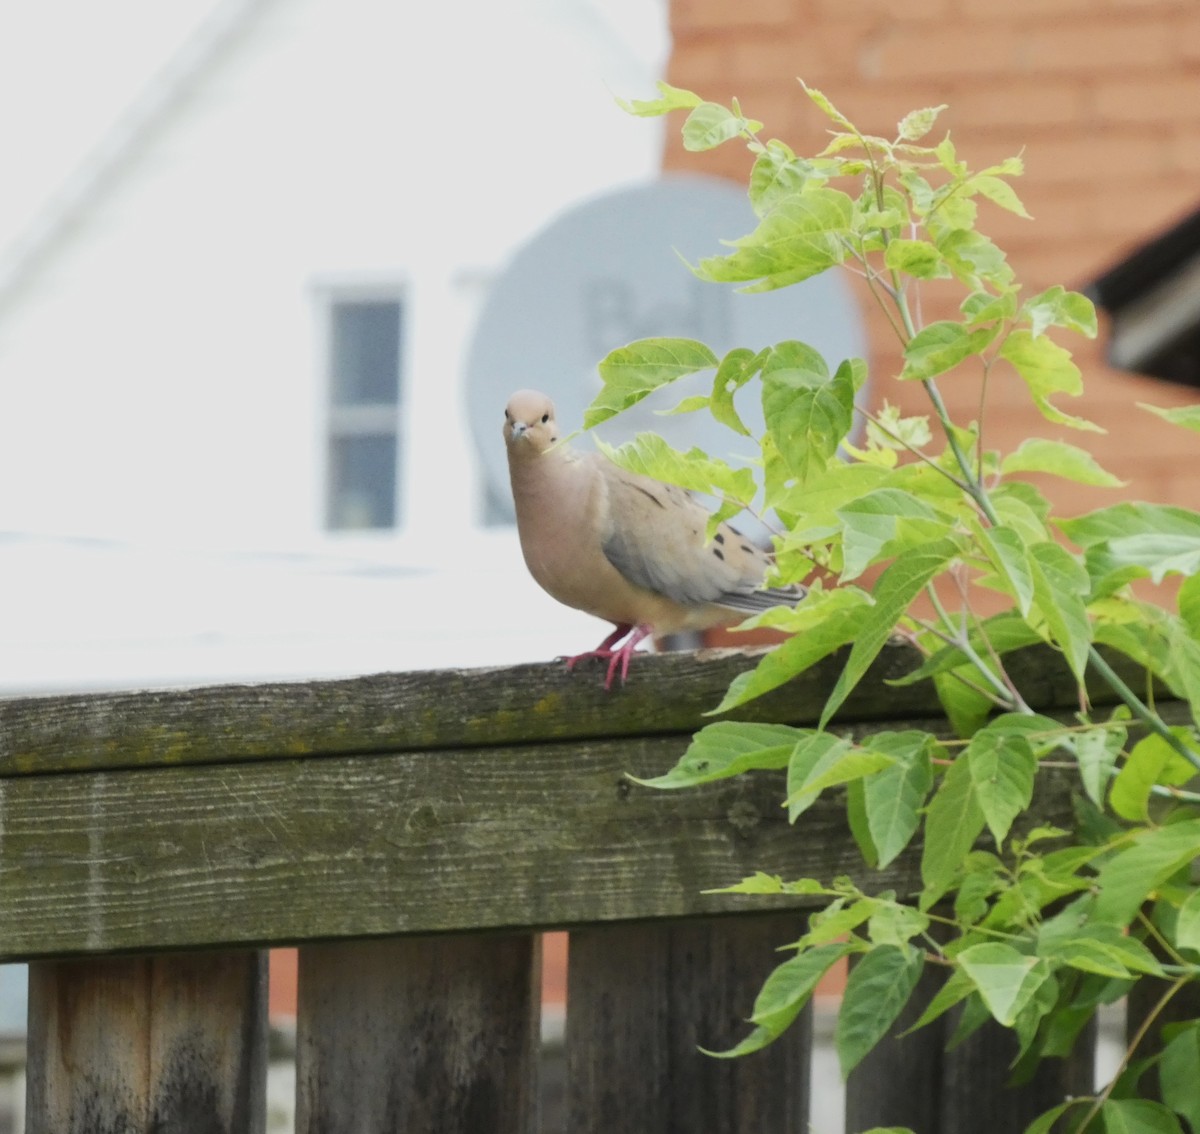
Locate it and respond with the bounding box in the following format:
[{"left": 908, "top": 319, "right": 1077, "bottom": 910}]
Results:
[
  {"left": 1087, "top": 647, "right": 1200, "bottom": 773},
  {"left": 951, "top": 566, "right": 1032, "bottom": 714},
  {"left": 1079, "top": 976, "right": 1188, "bottom": 1130},
  {"left": 851, "top": 405, "right": 971, "bottom": 491}
]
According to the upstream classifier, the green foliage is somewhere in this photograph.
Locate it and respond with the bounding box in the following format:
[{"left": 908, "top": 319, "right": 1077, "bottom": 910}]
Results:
[{"left": 591, "top": 81, "right": 1200, "bottom": 1132}]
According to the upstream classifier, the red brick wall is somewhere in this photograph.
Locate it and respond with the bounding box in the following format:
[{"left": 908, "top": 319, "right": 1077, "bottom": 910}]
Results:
[{"left": 664, "top": 0, "right": 1200, "bottom": 513}]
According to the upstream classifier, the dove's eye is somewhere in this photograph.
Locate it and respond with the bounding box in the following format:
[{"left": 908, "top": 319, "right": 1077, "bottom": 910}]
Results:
[{"left": 541, "top": 413, "right": 550, "bottom": 423}]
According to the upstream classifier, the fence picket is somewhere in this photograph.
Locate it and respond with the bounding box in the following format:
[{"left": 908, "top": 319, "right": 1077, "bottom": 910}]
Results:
[
  {"left": 295, "top": 934, "right": 540, "bottom": 1133},
  {"left": 566, "top": 914, "right": 810, "bottom": 1133},
  {"left": 25, "top": 950, "right": 267, "bottom": 1134}
]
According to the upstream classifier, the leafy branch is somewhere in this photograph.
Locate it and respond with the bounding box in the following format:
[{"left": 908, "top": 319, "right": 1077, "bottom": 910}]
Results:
[{"left": 592, "top": 80, "right": 1200, "bottom": 1134}]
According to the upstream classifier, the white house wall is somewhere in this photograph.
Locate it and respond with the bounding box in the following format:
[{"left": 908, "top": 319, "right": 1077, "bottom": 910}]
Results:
[{"left": 0, "top": 0, "right": 669, "bottom": 690}]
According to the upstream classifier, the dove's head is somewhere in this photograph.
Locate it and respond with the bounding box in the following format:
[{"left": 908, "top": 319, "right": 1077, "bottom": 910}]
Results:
[{"left": 503, "top": 390, "right": 560, "bottom": 456}]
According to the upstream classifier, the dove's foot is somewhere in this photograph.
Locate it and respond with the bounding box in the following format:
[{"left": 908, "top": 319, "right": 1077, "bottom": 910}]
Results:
[{"left": 562, "top": 623, "right": 653, "bottom": 690}]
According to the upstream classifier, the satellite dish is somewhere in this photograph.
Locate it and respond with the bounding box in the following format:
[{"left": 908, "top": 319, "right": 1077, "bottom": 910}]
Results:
[{"left": 466, "top": 175, "right": 869, "bottom": 524}]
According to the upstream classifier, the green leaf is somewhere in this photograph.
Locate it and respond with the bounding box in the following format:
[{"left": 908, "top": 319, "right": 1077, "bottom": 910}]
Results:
[
  {"left": 784, "top": 732, "right": 851, "bottom": 820},
  {"left": 709, "top": 347, "right": 763, "bottom": 436},
  {"left": 588, "top": 338, "right": 719, "bottom": 426},
  {"left": 1179, "top": 572, "right": 1200, "bottom": 638},
  {"left": 761, "top": 342, "right": 854, "bottom": 485},
  {"left": 1023, "top": 285, "right": 1098, "bottom": 339},
  {"left": 836, "top": 945, "right": 924, "bottom": 1076},
  {"left": 966, "top": 729, "right": 1036, "bottom": 848},
  {"left": 883, "top": 238, "right": 948, "bottom": 279},
  {"left": 847, "top": 778, "right": 878, "bottom": 868},
  {"left": 978, "top": 524, "right": 1036, "bottom": 616},
  {"left": 1161, "top": 1023, "right": 1200, "bottom": 1134},
  {"left": 936, "top": 227, "right": 1014, "bottom": 290},
  {"left": 1174, "top": 889, "right": 1200, "bottom": 950},
  {"left": 956, "top": 943, "right": 1049, "bottom": 1027},
  {"left": 1093, "top": 818, "right": 1200, "bottom": 927},
  {"left": 1109, "top": 733, "right": 1197, "bottom": 822},
  {"left": 1099, "top": 1098, "right": 1184, "bottom": 1134},
  {"left": 962, "top": 288, "right": 1019, "bottom": 328},
  {"left": 1001, "top": 438, "right": 1125, "bottom": 487},
  {"left": 971, "top": 174, "right": 1032, "bottom": 218},
  {"left": 865, "top": 401, "right": 933, "bottom": 451},
  {"left": 1024, "top": 1102, "right": 1078, "bottom": 1134},
  {"left": 747, "top": 140, "right": 810, "bottom": 216},
  {"left": 1000, "top": 329, "right": 1101, "bottom": 432},
  {"left": 862, "top": 731, "right": 936, "bottom": 868},
  {"left": 921, "top": 755, "right": 985, "bottom": 907},
  {"left": 595, "top": 433, "right": 756, "bottom": 510},
  {"left": 934, "top": 667, "right": 994, "bottom": 739},
  {"left": 681, "top": 101, "right": 763, "bottom": 151},
  {"left": 616, "top": 81, "right": 704, "bottom": 118},
  {"left": 710, "top": 587, "right": 870, "bottom": 714},
  {"left": 992, "top": 480, "right": 1055, "bottom": 547},
  {"left": 821, "top": 538, "right": 963, "bottom": 728},
  {"left": 1140, "top": 401, "right": 1200, "bottom": 433},
  {"left": 1060, "top": 502, "right": 1200, "bottom": 585},
  {"left": 659, "top": 394, "right": 710, "bottom": 416},
  {"left": 837, "top": 488, "right": 947, "bottom": 582},
  {"left": 786, "top": 743, "right": 894, "bottom": 821},
  {"left": 802, "top": 896, "right": 878, "bottom": 946},
  {"left": 694, "top": 188, "right": 854, "bottom": 291},
  {"left": 707, "top": 943, "right": 851, "bottom": 1058},
  {"left": 899, "top": 320, "right": 997, "bottom": 381},
  {"left": 866, "top": 901, "right": 930, "bottom": 949},
  {"left": 631, "top": 721, "right": 801, "bottom": 788},
  {"left": 897, "top": 104, "right": 947, "bottom": 141},
  {"left": 1028, "top": 540, "right": 1092, "bottom": 680},
  {"left": 801, "top": 81, "right": 856, "bottom": 130},
  {"left": 1040, "top": 915, "right": 1165, "bottom": 978},
  {"left": 1066, "top": 723, "right": 1124, "bottom": 807}
]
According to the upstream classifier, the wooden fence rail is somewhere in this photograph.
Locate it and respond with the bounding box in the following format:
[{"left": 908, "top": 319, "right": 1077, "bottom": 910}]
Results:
[{"left": 0, "top": 644, "right": 1166, "bottom": 1132}]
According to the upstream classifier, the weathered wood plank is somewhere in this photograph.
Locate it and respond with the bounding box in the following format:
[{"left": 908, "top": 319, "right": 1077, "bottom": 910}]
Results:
[
  {"left": 25, "top": 950, "right": 267, "bottom": 1133},
  {"left": 0, "top": 642, "right": 1112, "bottom": 775},
  {"left": 295, "top": 934, "right": 539, "bottom": 1134},
  {"left": 0, "top": 728, "right": 1079, "bottom": 960},
  {"left": 566, "top": 914, "right": 810, "bottom": 1133}
]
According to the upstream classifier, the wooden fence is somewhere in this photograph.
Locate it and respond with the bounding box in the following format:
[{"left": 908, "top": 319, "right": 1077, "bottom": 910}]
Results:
[{"left": 0, "top": 644, "right": 1170, "bottom": 1132}]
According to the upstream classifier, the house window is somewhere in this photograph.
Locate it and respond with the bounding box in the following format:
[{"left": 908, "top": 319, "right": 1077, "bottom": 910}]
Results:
[{"left": 325, "top": 295, "right": 403, "bottom": 530}]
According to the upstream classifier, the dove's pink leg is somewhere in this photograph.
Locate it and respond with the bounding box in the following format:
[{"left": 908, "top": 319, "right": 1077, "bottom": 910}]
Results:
[
  {"left": 563, "top": 623, "right": 655, "bottom": 688},
  {"left": 602, "top": 624, "right": 653, "bottom": 690},
  {"left": 563, "top": 624, "right": 633, "bottom": 675}
]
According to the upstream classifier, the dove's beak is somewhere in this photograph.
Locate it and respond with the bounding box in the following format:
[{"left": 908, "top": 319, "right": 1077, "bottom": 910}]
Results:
[{"left": 511, "top": 422, "right": 529, "bottom": 440}]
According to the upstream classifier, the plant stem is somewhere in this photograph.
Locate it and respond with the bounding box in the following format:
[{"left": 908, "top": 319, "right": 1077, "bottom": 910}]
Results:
[
  {"left": 922, "top": 586, "right": 1016, "bottom": 707},
  {"left": 852, "top": 406, "right": 970, "bottom": 490},
  {"left": 1087, "top": 646, "right": 1200, "bottom": 773}
]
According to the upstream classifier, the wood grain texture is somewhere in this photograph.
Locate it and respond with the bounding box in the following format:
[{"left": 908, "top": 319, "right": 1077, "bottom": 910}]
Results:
[
  {"left": 0, "top": 642, "right": 1123, "bottom": 776},
  {"left": 295, "top": 935, "right": 539, "bottom": 1134},
  {"left": 0, "top": 734, "right": 885, "bottom": 959},
  {"left": 565, "top": 914, "right": 810, "bottom": 1134},
  {"left": 0, "top": 728, "right": 1078, "bottom": 960},
  {"left": 25, "top": 950, "right": 267, "bottom": 1133}
]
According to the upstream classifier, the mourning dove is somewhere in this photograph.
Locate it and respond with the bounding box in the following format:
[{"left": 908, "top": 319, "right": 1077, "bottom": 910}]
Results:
[{"left": 504, "top": 389, "right": 805, "bottom": 688}]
